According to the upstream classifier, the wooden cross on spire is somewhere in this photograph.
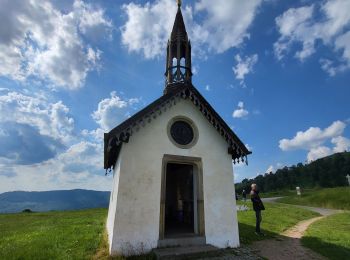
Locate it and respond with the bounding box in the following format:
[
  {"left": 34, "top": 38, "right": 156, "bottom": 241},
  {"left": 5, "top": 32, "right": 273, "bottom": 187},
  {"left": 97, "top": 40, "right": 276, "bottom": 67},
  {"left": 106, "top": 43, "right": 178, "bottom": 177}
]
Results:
[{"left": 177, "top": 0, "right": 182, "bottom": 7}]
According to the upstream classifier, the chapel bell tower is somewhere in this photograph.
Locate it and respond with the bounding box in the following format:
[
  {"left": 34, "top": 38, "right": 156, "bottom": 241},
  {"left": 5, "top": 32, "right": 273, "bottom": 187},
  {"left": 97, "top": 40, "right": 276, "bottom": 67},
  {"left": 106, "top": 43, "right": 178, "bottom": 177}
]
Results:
[{"left": 164, "top": 0, "right": 192, "bottom": 94}]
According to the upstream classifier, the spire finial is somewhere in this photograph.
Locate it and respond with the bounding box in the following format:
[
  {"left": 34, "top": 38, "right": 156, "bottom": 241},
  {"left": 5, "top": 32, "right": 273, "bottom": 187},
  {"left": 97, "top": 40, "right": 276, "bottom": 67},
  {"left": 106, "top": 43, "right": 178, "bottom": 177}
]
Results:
[{"left": 177, "top": 0, "right": 182, "bottom": 7}]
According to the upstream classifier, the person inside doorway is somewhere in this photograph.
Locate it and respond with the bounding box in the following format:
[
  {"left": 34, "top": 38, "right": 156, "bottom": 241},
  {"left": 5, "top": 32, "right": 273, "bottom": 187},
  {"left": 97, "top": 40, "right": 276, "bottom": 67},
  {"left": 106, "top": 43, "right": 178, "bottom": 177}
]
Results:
[{"left": 250, "top": 183, "right": 265, "bottom": 236}]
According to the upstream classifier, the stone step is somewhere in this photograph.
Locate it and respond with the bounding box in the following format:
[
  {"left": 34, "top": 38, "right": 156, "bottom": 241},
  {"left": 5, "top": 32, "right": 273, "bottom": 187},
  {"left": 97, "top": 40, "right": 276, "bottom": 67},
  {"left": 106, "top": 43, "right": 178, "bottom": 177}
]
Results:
[
  {"left": 158, "top": 236, "right": 206, "bottom": 248},
  {"left": 153, "top": 244, "right": 218, "bottom": 259}
]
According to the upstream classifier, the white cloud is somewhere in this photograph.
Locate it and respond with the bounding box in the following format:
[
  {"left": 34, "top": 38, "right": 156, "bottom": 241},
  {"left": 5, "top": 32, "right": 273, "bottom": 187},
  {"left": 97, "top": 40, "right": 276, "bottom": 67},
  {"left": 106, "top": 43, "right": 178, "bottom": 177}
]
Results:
[
  {"left": 74, "top": 0, "right": 112, "bottom": 40},
  {"left": 121, "top": 0, "right": 180, "bottom": 59},
  {"left": 205, "top": 85, "right": 211, "bottom": 91},
  {"left": 245, "top": 144, "right": 252, "bottom": 151},
  {"left": 274, "top": 5, "right": 314, "bottom": 60},
  {"left": 307, "top": 146, "right": 332, "bottom": 162},
  {"left": 232, "top": 54, "right": 258, "bottom": 85},
  {"left": 0, "top": 122, "right": 64, "bottom": 165},
  {"left": 0, "top": 91, "right": 74, "bottom": 143},
  {"left": 92, "top": 91, "right": 140, "bottom": 131},
  {"left": 332, "top": 136, "right": 350, "bottom": 153},
  {"left": 266, "top": 165, "right": 275, "bottom": 173},
  {"left": 232, "top": 101, "right": 249, "bottom": 118},
  {"left": 279, "top": 120, "right": 349, "bottom": 162},
  {"left": 0, "top": 90, "right": 77, "bottom": 165},
  {"left": 0, "top": 88, "right": 115, "bottom": 192},
  {"left": 120, "top": 0, "right": 262, "bottom": 58},
  {"left": 192, "top": 64, "right": 199, "bottom": 75},
  {"left": 279, "top": 121, "right": 346, "bottom": 151},
  {"left": 0, "top": 141, "right": 112, "bottom": 193},
  {"left": 274, "top": 0, "right": 350, "bottom": 74},
  {"left": 0, "top": 0, "right": 111, "bottom": 89},
  {"left": 0, "top": 87, "right": 144, "bottom": 192},
  {"left": 195, "top": 0, "right": 262, "bottom": 53}
]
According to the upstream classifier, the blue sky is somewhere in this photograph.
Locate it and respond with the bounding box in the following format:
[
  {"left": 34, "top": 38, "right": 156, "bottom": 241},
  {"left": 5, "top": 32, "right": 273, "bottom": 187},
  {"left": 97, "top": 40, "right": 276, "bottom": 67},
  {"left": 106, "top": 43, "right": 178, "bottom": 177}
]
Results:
[{"left": 0, "top": 0, "right": 349, "bottom": 193}]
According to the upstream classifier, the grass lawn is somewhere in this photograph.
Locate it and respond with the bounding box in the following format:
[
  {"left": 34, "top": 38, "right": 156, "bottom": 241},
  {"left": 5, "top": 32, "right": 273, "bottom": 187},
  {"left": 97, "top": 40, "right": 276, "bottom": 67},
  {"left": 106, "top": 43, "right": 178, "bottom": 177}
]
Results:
[
  {"left": 0, "top": 203, "right": 324, "bottom": 259},
  {"left": 277, "top": 187, "right": 350, "bottom": 210},
  {"left": 0, "top": 208, "right": 107, "bottom": 259},
  {"left": 237, "top": 201, "right": 320, "bottom": 244},
  {"left": 258, "top": 189, "right": 296, "bottom": 198},
  {"left": 302, "top": 212, "right": 350, "bottom": 259}
]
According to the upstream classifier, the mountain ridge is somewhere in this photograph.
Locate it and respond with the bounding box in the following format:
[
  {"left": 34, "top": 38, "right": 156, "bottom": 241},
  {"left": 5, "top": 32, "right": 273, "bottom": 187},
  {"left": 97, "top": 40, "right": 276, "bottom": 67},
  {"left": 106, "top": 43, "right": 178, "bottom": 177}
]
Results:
[{"left": 0, "top": 189, "right": 110, "bottom": 213}]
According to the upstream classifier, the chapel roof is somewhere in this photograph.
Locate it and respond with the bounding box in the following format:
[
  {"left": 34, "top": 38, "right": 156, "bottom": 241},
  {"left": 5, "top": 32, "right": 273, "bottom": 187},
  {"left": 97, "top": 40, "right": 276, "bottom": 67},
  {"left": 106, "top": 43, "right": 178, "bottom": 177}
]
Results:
[{"left": 104, "top": 83, "right": 251, "bottom": 171}]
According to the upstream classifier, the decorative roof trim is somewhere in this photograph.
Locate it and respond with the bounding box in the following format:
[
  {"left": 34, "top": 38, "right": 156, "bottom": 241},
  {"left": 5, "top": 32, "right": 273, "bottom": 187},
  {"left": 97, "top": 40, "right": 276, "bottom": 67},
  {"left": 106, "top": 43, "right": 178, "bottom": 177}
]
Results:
[{"left": 104, "top": 83, "right": 251, "bottom": 171}]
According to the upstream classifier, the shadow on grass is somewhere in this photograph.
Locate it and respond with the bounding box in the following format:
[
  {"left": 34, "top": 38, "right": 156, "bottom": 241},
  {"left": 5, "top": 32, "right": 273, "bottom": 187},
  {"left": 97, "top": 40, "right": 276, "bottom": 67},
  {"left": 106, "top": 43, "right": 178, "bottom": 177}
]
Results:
[
  {"left": 240, "top": 222, "right": 350, "bottom": 260},
  {"left": 238, "top": 222, "right": 279, "bottom": 245},
  {"left": 302, "top": 236, "right": 350, "bottom": 260}
]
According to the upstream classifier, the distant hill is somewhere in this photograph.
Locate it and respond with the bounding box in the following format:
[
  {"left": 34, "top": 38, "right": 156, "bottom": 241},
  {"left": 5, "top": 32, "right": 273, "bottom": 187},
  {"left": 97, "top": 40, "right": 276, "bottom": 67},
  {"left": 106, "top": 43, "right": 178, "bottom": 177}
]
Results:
[
  {"left": 0, "top": 189, "right": 110, "bottom": 213},
  {"left": 236, "top": 151, "right": 350, "bottom": 194}
]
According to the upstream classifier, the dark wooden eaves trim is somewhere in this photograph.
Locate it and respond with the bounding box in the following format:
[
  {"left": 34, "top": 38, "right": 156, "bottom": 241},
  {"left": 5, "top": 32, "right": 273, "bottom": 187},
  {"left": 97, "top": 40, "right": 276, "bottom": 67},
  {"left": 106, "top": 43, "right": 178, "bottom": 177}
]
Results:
[{"left": 104, "top": 83, "right": 251, "bottom": 170}]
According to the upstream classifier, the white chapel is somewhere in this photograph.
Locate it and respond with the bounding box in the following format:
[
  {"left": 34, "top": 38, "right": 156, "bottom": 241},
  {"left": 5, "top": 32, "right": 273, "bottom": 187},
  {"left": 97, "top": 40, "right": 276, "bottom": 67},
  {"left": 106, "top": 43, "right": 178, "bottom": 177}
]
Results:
[{"left": 104, "top": 1, "right": 251, "bottom": 256}]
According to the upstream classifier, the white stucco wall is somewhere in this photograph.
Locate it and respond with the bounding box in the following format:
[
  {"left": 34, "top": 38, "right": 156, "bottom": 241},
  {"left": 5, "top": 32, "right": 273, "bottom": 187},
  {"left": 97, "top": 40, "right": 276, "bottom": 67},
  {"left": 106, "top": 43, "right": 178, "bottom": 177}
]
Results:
[
  {"left": 107, "top": 98, "right": 240, "bottom": 255},
  {"left": 106, "top": 156, "right": 121, "bottom": 251}
]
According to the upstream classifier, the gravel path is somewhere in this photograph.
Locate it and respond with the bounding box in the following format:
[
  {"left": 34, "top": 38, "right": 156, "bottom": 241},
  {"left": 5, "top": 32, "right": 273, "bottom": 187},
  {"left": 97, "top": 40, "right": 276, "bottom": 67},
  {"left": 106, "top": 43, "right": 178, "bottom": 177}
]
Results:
[
  {"left": 261, "top": 197, "right": 343, "bottom": 216},
  {"left": 156, "top": 199, "right": 343, "bottom": 259},
  {"left": 250, "top": 197, "right": 342, "bottom": 260}
]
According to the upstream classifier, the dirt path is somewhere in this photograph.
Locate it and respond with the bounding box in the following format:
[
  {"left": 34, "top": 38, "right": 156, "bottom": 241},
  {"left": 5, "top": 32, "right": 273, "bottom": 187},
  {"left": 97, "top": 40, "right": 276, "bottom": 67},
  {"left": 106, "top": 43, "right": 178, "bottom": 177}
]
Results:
[{"left": 250, "top": 199, "right": 342, "bottom": 260}]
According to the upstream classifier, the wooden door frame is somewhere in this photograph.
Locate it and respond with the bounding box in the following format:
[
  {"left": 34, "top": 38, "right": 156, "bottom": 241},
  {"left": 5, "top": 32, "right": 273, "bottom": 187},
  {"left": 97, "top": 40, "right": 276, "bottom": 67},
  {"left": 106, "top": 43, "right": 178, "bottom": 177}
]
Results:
[{"left": 159, "top": 154, "right": 205, "bottom": 240}]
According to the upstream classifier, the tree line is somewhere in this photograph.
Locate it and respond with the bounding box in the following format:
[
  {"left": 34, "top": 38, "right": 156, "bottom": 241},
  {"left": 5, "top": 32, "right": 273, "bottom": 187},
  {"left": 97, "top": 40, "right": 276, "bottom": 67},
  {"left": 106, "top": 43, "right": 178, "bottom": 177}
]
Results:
[{"left": 235, "top": 152, "right": 350, "bottom": 194}]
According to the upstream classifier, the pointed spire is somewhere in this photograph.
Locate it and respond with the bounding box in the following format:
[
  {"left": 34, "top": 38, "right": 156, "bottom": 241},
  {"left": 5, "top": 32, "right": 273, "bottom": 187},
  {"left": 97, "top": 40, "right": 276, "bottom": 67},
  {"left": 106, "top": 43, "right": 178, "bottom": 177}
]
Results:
[
  {"left": 164, "top": 0, "right": 192, "bottom": 93},
  {"left": 171, "top": 2, "right": 187, "bottom": 42}
]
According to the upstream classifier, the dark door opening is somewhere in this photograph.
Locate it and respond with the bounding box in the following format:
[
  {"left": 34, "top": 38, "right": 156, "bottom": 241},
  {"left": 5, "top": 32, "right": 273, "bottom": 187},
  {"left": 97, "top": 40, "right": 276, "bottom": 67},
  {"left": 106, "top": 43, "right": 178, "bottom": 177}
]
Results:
[{"left": 165, "top": 163, "right": 194, "bottom": 238}]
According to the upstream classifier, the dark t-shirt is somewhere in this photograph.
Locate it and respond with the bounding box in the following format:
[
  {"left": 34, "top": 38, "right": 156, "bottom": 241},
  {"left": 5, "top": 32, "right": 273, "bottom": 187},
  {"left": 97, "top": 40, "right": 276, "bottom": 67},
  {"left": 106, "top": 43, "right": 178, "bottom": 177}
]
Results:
[{"left": 250, "top": 190, "right": 265, "bottom": 211}]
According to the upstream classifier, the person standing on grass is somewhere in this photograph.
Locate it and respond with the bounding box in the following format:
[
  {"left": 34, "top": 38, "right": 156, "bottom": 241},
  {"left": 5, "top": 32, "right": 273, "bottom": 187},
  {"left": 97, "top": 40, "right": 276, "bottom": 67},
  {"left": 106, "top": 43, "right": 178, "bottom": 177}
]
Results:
[
  {"left": 242, "top": 189, "right": 247, "bottom": 202},
  {"left": 250, "top": 183, "right": 265, "bottom": 236}
]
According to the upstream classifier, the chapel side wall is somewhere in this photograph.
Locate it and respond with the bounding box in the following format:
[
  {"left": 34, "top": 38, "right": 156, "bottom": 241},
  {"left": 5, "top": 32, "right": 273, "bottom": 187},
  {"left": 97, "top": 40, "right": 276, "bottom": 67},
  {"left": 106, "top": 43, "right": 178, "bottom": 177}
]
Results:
[
  {"left": 106, "top": 156, "right": 122, "bottom": 253},
  {"left": 199, "top": 117, "right": 239, "bottom": 248},
  {"left": 110, "top": 99, "right": 239, "bottom": 255},
  {"left": 231, "top": 168, "right": 240, "bottom": 247}
]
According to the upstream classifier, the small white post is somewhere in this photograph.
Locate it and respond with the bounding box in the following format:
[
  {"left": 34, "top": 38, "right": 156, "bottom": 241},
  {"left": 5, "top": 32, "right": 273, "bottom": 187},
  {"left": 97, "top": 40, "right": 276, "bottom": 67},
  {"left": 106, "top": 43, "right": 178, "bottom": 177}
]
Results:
[
  {"left": 296, "top": 186, "right": 301, "bottom": 195},
  {"left": 346, "top": 174, "right": 350, "bottom": 186}
]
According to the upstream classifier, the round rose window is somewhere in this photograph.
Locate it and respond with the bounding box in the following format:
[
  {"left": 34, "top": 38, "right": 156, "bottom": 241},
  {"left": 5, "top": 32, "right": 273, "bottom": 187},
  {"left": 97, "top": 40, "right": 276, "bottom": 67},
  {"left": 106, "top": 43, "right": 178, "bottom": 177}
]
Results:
[{"left": 170, "top": 120, "right": 194, "bottom": 145}]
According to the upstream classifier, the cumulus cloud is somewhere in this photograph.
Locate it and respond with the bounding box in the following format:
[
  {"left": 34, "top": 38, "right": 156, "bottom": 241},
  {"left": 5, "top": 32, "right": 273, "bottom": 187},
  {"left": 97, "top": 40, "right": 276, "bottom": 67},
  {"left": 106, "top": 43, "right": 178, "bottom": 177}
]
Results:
[
  {"left": 0, "top": 91, "right": 74, "bottom": 143},
  {"left": 279, "top": 120, "right": 349, "bottom": 162},
  {"left": 274, "top": 5, "right": 314, "bottom": 60},
  {"left": 0, "top": 87, "right": 143, "bottom": 193},
  {"left": 0, "top": 87, "right": 135, "bottom": 194},
  {"left": 232, "top": 54, "right": 258, "bottom": 86},
  {"left": 279, "top": 121, "right": 345, "bottom": 151},
  {"left": 92, "top": 91, "right": 140, "bottom": 132},
  {"left": 232, "top": 101, "right": 249, "bottom": 119},
  {"left": 74, "top": 0, "right": 112, "bottom": 40},
  {"left": 0, "top": 141, "right": 111, "bottom": 193},
  {"left": 0, "top": 122, "right": 64, "bottom": 165},
  {"left": 0, "top": 90, "right": 75, "bottom": 164},
  {"left": 121, "top": 0, "right": 180, "bottom": 59},
  {"left": 0, "top": 0, "right": 111, "bottom": 89},
  {"left": 0, "top": 88, "right": 114, "bottom": 192},
  {"left": 194, "top": 0, "right": 262, "bottom": 53},
  {"left": 332, "top": 136, "right": 350, "bottom": 153},
  {"left": 307, "top": 146, "right": 332, "bottom": 162},
  {"left": 120, "top": 0, "right": 262, "bottom": 58},
  {"left": 274, "top": 0, "right": 350, "bottom": 75}
]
